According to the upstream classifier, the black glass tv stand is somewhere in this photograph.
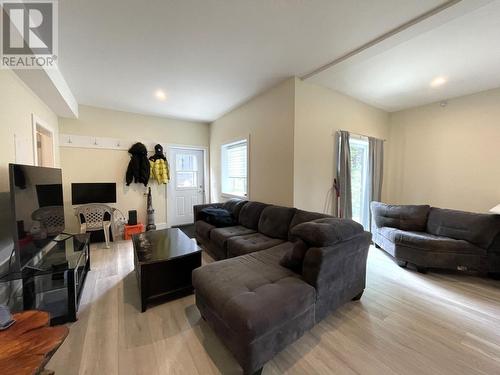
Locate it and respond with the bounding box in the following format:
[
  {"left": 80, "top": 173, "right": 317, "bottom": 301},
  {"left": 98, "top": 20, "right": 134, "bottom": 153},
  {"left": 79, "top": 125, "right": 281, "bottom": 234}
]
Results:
[{"left": 21, "top": 233, "right": 90, "bottom": 325}]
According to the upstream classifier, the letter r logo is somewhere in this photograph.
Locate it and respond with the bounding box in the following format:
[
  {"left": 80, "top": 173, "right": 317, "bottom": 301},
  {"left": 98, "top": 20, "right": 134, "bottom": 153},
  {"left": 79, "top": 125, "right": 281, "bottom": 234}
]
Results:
[{"left": 2, "top": 1, "right": 54, "bottom": 55}]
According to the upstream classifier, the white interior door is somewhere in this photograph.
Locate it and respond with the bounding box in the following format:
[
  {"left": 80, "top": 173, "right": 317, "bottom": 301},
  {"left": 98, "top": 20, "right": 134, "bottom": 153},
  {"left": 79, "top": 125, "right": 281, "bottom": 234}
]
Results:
[{"left": 168, "top": 148, "right": 205, "bottom": 226}]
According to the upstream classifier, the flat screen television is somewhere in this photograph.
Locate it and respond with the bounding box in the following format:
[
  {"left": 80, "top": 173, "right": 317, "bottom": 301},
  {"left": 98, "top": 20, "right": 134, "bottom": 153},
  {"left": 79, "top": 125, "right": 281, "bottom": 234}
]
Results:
[
  {"left": 71, "top": 183, "right": 116, "bottom": 205},
  {"left": 8, "top": 164, "right": 64, "bottom": 269}
]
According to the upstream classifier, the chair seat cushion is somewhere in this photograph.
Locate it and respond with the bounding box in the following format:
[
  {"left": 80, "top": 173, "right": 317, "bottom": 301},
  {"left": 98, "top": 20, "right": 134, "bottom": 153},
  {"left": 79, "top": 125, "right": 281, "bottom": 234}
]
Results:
[
  {"left": 211, "top": 225, "right": 257, "bottom": 251},
  {"left": 195, "top": 220, "right": 215, "bottom": 241},
  {"left": 379, "top": 227, "right": 486, "bottom": 255},
  {"left": 227, "top": 233, "right": 284, "bottom": 257},
  {"left": 192, "top": 246, "right": 315, "bottom": 340}
]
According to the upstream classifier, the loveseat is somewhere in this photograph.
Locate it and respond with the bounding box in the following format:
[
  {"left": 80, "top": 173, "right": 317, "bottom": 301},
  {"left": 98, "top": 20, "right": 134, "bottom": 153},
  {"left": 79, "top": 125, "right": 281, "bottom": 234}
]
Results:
[
  {"left": 192, "top": 200, "right": 371, "bottom": 374},
  {"left": 371, "top": 201, "right": 500, "bottom": 277}
]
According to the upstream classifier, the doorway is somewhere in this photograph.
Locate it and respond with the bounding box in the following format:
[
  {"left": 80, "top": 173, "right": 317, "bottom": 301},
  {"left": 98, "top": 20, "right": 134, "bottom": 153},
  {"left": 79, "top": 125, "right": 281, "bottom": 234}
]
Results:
[
  {"left": 167, "top": 146, "right": 207, "bottom": 227},
  {"left": 349, "top": 137, "right": 370, "bottom": 229},
  {"left": 32, "top": 115, "right": 55, "bottom": 167}
]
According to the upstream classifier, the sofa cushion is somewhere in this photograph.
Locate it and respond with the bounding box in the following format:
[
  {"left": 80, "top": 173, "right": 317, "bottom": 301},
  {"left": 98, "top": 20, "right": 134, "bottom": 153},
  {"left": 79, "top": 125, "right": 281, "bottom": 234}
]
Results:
[
  {"left": 211, "top": 225, "right": 257, "bottom": 251},
  {"left": 195, "top": 220, "right": 215, "bottom": 241},
  {"left": 426, "top": 208, "right": 500, "bottom": 249},
  {"left": 291, "top": 218, "right": 364, "bottom": 247},
  {"left": 289, "top": 210, "right": 331, "bottom": 229},
  {"left": 238, "top": 201, "right": 269, "bottom": 230},
  {"left": 288, "top": 210, "right": 331, "bottom": 240},
  {"left": 258, "top": 205, "right": 297, "bottom": 240},
  {"left": 279, "top": 239, "right": 309, "bottom": 273},
  {"left": 371, "top": 202, "right": 430, "bottom": 231},
  {"left": 192, "top": 246, "right": 315, "bottom": 340},
  {"left": 227, "top": 233, "right": 284, "bottom": 258},
  {"left": 378, "top": 227, "right": 486, "bottom": 255},
  {"left": 223, "top": 198, "right": 247, "bottom": 220}
]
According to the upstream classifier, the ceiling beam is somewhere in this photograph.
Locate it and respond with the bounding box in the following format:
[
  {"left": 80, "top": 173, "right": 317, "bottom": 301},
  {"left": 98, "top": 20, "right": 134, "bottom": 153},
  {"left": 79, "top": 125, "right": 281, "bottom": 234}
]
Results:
[
  {"left": 14, "top": 67, "right": 79, "bottom": 119},
  {"left": 301, "top": 0, "right": 493, "bottom": 80}
]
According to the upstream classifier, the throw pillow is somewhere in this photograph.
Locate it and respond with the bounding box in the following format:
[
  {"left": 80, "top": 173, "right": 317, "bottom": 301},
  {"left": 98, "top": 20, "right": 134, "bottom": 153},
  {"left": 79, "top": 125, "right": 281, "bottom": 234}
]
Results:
[{"left": 199, "top": 208, "right": 236, "bottom": 227}]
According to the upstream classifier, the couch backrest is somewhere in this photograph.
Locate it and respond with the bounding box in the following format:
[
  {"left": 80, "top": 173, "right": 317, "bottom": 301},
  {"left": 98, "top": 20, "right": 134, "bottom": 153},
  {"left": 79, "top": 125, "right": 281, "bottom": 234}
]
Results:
[
  {"left": 371, "top": 201, "right": 430, "bottom": 231},
  {"left": 291, "top": 218, "right": 365, "bottom": 248},
  {"left": 288, "top": 209, "right": 331, "bottom": 240},
  {"left": 222, "top": 198, "right": 247, "bottom": 219},
  {"left": 258, "top": 205, "right": 297, "bottom": 240},
  {"left": 427, "top": 208, "right": 500, "bottom": 249},
  {"left": 238, "top": 201, "right": 269, "bottom": 230}
]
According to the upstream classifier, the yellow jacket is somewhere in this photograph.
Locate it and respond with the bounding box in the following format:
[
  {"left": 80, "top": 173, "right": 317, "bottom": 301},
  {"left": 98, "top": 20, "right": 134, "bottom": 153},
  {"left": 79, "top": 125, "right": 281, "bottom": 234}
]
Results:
[{"left": 150, "top": 159, "right": 170, "bottom": 184}]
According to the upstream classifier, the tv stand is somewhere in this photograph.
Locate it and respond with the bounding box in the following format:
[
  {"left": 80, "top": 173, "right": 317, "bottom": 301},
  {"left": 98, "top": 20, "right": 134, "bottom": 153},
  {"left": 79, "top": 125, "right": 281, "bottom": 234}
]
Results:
[{"left": 21, "top": 233, "right": 90, "bottom": 324}]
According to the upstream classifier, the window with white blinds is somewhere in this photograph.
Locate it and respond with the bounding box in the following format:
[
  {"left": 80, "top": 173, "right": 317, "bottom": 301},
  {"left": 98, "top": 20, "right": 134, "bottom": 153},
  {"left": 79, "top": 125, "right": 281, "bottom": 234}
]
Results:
[{"left": 221, "top": 139, "right": 248, "bottom": 197}]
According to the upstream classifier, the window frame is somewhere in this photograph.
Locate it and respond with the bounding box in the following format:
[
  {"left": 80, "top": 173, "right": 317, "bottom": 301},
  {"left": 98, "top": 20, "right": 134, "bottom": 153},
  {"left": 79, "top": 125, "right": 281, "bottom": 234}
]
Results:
[
  {"left": 174, "top": 153, "right": 199, "bottom": 190},
  {"left": 220, "top": 137, "right": 249, "bottom": 199}
]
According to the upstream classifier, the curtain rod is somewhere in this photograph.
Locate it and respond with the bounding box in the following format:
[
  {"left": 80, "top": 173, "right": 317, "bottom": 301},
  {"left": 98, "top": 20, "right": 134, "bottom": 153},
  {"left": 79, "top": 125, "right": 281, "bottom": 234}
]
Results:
[{"left": 336, "top": 130, "right": 386, "bottom": 142}]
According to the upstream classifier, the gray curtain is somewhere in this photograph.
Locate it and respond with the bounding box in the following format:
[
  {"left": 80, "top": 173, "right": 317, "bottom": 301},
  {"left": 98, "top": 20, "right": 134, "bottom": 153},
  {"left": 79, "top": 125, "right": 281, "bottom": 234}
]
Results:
[
  {"left": 337, "top": 131, "right": 352, "bottom": 219},
  {"left": 368, "top": 137, "right": 384, "bottom": 227}
]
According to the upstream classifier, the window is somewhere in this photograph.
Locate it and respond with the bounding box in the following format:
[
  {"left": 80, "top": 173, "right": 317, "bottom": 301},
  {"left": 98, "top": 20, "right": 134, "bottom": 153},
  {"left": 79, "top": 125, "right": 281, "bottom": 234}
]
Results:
[
  {"left": 221, "top": 139, "right": 248, "bottom": 197},
  {"left": 176, "top": 153, "right": 198, "bottom": 188},
  {"left": 349, "top": 137, "right": 370, "bottom": 229}
]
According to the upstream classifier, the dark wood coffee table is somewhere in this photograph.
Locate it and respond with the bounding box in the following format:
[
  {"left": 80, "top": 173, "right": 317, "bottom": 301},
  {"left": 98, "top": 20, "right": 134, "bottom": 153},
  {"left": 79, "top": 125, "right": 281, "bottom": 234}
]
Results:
[{"left": 132, "top": 228, "right": 201, "bottom": 312}]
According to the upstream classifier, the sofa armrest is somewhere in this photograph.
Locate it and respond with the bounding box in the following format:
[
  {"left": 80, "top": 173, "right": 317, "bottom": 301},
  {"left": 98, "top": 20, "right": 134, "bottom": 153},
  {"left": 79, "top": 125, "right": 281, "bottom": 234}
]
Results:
[
  {"left": 193, "top": 203, "right": 223, "bottom": 221},
  {"left": 302, "top": 232, "right": 372, "bottom": 292},
  {"left": 290, "top": 218, "right": 364, "bottom": 247}
]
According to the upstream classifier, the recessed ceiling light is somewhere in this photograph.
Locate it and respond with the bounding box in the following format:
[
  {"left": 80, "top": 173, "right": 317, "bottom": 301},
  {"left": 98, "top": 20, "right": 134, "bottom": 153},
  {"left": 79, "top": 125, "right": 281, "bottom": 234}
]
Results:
[
  {"left": 154, "top": 89, "right": 167, "bottom": 101},
  {"left": 430, "top": 77, "right": 447, "bottom": 88}
]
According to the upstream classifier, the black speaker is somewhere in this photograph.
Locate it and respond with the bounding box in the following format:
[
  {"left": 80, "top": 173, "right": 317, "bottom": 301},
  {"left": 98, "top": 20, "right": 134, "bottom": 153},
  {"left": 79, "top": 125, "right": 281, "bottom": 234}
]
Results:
[{"left": 128, "top": 210, "right": 137, "bottom": 225}]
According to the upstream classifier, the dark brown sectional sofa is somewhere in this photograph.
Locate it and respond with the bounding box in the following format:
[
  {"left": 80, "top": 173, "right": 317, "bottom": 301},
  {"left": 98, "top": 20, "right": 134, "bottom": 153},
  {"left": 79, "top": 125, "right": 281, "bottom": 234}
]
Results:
[
  {"left": 192, "top": 199, "right": 371, "bottom": 375},
  {"left": 371, "top": 201, "right": 500, "bottom": 277}
]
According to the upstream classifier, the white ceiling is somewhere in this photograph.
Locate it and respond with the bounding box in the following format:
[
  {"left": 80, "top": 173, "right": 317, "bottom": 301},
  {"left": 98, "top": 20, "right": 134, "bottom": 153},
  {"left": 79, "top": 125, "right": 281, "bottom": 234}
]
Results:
[
  {"left": 58, "top": 0, "right": 448, "bottom": 121},
  {"left": 307, "top": 0, "right": 500, "bottom": 112}
]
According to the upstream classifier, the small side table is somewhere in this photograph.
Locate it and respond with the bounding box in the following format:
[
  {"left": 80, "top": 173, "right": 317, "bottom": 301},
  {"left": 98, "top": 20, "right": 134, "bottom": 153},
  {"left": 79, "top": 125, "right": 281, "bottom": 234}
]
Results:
[
  {"left": 124, "top": 223, "right": 145, "bottom": 240},
  {"left": 0, "top": 310, "right": 68, "bottom": 375}
]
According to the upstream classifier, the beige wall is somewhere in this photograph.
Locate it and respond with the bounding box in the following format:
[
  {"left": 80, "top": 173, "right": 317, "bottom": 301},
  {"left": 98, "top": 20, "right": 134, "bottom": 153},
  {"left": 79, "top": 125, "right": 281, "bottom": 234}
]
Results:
[
  {"left": 294, "top": 79, "right": 390, "bottom": 214},
  {"left": 386, "top": 88, "right": 500, "bottom": 213},
  {"left": 0, "top": 70, "right": 60, "bottom": 192},
  {"left": 0, "top": 70, "right": 59, "bottom": 272},
  {"left": 60, "top": 105, "right": 209, "bottom": 232},
  {"left": 209, "top": 78, "right": 295, "bottom": 206}
]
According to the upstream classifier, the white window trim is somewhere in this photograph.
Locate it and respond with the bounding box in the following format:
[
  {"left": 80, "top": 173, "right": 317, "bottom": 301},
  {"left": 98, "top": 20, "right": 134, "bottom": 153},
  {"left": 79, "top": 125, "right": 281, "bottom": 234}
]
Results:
[{"left": 221, "top": 136, "right": 250, "bottom": 200}]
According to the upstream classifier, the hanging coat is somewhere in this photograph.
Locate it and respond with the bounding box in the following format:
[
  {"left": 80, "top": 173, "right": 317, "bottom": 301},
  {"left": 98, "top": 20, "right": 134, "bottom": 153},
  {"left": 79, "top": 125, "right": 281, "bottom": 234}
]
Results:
[
  {"left": 149, "top": 144, "right": 170, "bottom": 184},
  {"left": 126, "top": 142, "right": 150, "bottom": 186},
  {"left": 150, "top": 159, "right": 170, "bottom": 184}
]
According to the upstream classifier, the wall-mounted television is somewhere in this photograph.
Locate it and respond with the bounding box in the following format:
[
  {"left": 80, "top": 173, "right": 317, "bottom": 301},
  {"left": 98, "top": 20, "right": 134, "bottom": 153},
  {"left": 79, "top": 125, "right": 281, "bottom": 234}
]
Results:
[
  {"left": 8, "top": 164, "right": 65, "bottom": 270},
  {"left": 71, "top": 183, "right": 117, "bottom": 205}
]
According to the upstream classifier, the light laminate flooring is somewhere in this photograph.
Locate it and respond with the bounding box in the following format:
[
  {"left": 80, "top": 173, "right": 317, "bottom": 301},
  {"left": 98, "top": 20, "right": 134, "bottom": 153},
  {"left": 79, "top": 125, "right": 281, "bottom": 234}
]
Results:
[{"left": 47, "top": 241, "right": 500, "bottom": 374}]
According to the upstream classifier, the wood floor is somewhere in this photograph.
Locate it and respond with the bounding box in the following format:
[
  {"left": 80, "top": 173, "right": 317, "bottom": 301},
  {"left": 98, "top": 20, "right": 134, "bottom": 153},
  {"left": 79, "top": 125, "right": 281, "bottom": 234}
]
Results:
[{"left": 47, "top": 241, "right": 500, "bottom": 375}]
